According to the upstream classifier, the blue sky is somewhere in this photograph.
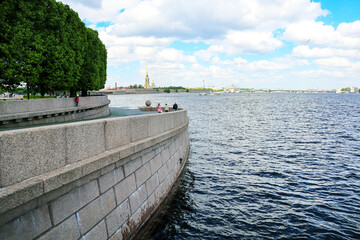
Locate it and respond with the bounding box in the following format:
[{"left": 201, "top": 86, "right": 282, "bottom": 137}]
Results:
[{"left": 60, "top": 0, "right": 360, "bottom": 90}]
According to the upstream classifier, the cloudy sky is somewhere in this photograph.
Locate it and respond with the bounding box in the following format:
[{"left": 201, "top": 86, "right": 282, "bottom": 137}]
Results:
[{"left": 59, "top": 0, "right": 360, "bottom": 90}]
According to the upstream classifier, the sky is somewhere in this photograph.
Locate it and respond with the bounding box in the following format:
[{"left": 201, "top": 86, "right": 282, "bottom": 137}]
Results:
[{"left": 58, "top": 0, "right": 360, "bottom": 90}]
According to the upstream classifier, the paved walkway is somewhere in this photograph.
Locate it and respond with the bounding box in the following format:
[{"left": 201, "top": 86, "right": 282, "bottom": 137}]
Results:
[{"left": 0, "top": 107, "right": 153, "bottom": 131}]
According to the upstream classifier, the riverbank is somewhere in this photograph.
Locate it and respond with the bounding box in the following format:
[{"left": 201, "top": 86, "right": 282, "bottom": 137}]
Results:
[{"left": 91, "top": 88, "right": 211, "bottom": 95}]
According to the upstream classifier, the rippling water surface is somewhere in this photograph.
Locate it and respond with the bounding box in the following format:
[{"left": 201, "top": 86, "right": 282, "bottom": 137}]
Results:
[{"left": 109, "top": 93, "right": 360, "bottom": 240}]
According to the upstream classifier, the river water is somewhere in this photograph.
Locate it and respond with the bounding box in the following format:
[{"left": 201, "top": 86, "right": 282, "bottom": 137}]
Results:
[{"left": 109, "top": 93, "right": 360, "bottom": 240}]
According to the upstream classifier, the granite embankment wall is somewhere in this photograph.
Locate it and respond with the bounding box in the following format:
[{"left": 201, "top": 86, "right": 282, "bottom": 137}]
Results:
[
  {"left": 0, "top": 109, "right": 189, "bottom": 240},
  {"left": 0, "top": 96, "right": 110, "bottom": 128}
]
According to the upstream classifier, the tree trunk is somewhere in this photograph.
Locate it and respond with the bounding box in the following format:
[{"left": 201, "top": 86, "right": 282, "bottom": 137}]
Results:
[
  {"left": 26, "top": 79, "right": 30, "bottom": 100},
  {"left": 81, "top": 89, "right": 87, "bottom": 97},
  {"left": 70, "top": 88, "right": 75, "bottom": 97}
]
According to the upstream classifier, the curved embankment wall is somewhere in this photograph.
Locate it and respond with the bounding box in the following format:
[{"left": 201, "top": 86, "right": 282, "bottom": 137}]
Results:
[
  {"left": 0, "top": 96, "right": 110, "bottom": 128},
  {"left": 0, "top": 109, "right": 189, "bottom": 240}
]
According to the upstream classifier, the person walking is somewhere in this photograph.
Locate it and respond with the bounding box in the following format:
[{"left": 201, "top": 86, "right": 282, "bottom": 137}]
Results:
[
  {"left": 75, "top": 94, "right": 79, "bottom": 107},
  {"left": 164, "top": 104, "right": 169, "bottom": 112},
  {"left": 173, "top": 102, "right": 178, "bottom": 111},
  {"left": 157, "top": 103, "right": 162, "bottom": 113}
]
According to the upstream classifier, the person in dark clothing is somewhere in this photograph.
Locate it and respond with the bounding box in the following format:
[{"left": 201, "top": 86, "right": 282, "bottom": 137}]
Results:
[{"left": 173, "top": 102, "right": 178, "bottom": 111}]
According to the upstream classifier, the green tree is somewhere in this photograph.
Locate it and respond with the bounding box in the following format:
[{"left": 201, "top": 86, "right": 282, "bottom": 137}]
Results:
[
  {"left": 79, "top": 28, "right": 107, "bottom": 96},
  {"left": 0, "top": 0, "right": 45, "bottom": 98},
  {"left": 0, "top": 0, "right": 107, "bottom": 97}
]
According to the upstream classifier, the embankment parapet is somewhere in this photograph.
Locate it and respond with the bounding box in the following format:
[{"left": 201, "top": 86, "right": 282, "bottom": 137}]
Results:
[
  {"left": 0, "top": 109, "right": 190, "bottom": 240},
  {"left": 0, "top": 96, "right": 110, "bottom": 128},
  {"left": 0, "top": 96, "right": 109, "bottom": 115}
]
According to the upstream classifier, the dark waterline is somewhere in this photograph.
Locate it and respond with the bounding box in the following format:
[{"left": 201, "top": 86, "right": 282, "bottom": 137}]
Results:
[{"left": 109, "top": 93, "right": 360, "bottom": 239}]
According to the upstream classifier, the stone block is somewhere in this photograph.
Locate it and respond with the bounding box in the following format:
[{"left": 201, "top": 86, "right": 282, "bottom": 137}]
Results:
[
  {"left": 105, "top": 199, "right": 131, "bottom": 236},
  {"left": 134, "top": 162, "right": 151, "bottom": 188},
  {"left": 164, "top": 175, "right": 172, "bottom": 193},
  {"left": 133, "top": 138, "right": 153, "bottom": 155},
  {"left": 37, "top": 215, "right": 80, "bottom": 240},
  {"left": 130, "top": 115, "right": 148, "bottom": 142},
  {"left": 40, "top": 162, "right": 82, "bottom": 193},
  {"left": 50, "top": 180, "right": 99, "bottom": 225},
  {"left": 0, "top": 178, "right": 43, "bottom": 215},
  {"left": 115, "top": 157, "right": 130, "bottom": 169},
  {"left": 129, "top": 184, "right": 147, "bottom": 214},
  {"left": 160, "top": 147, "right": 171, "bottom": 164},
  {"left": 141, "top": 150, "right": 155, "bottom": 164},
  {"left": 77, "top": 188, "right": 116, "bottom": 234},
  {"left": 107, "top": 150, "right": 121, "bottom": 165},
  {"left": 0, "top": 125, "right": 67, "bottom": 186},
  {"left": 98, "top": 167, "right": 125, "bottom": 194},
  {"left": 165, "top": 157, "right": 172, "bottom": 174},
  {"left": 141, "top": 149, "right": 155, "bottom": 164},
  {"left": 147, "top": 114, "right": 164, "bottom": 137},
  {"left": 104, "top": 118, "right": 131, "bottom": 151},
  {"left": 145, "top": 192, "right": 157, "bottom": 215},
  {"left": 81, "top": 153, "right": 113, "bottom": 177},
  {"left": 163, "top": 113, "right": 175, "bottom": 131},
  {"left": 145, "top": 173, "right": 159, "bottom": 196},
  {"left": 169, "top": 141, "right": 176, "bottom": 158},
  {"left": 128, "top": 204, "right": 142, "bottom": 231},
  {"left": 65, "top": 120, "right": 106, "bottom": 164},
  {"left": 0, "top": 204, "right": 51, "bottom": 240},
  {"left": 154, "top": 145, "right": 164, "bottom": 156},
  {"left": 83, "top": 219, "right": 107, "bottom": 240},
  {"left": 153, "top": 183, "right": 162, "bottom": 203},
  {"left": 0, "top": 198, "right": 37, "bottom": 227},
  {"left": 100, "top": 163, "right": 115, "bottom": 176},
  {"left": 158, "top": 163, "right": 169, "bottom": 183},
  {"left": 123, "top": 157, "right": 142, "bottom": 177},
  {"left": 114, "top": 174, "right": 136, "bottom": 205},
  {"left": 118, "top": 145, "right": 136, "bottom": 164},
  {"left": 109, "top": 230, "right": 123, "bottom": 240},
  {"left": 149, "top": 154, "right": 162, "bottom": 175}
]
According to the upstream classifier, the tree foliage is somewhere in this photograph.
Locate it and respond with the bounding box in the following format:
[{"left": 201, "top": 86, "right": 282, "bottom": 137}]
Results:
[{"left": 0, "top": 0, "right": 107, "bottom": 97}]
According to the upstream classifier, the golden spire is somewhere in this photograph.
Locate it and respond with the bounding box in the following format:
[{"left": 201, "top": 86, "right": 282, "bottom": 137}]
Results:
[{"left": 144, "top": 61, "right": 150, "bottom": 88}]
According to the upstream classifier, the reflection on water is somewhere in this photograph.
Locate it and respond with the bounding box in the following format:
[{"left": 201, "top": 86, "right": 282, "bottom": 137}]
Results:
[{"left": 140, "top": 164, "right": 196, "bottom": 240}]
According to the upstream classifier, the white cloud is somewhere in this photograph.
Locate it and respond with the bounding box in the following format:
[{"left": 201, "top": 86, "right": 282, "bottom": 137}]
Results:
[
  {"left": 337, "top": 20, "right": 360, "bottom": 38},
  {"left": 225, "top": 30, "right": 283, "bottom": 54},
  {"left": 60, "top": 0, "right": 327, "bottom": 39},
  {"left": 57, "top": 0, "right": 360, "bottom": 89},
  {"left": 298, "top": 69, "right": 345, "bottom": 78},
  {"left": 283, "top": 20, "right": 360, "bottom": 49},
  {"left": 314, "top": 57, "right": 360, "bottom": 69},
  {"left": 292, "top": 45, "right": 360, "bottom": 59}
]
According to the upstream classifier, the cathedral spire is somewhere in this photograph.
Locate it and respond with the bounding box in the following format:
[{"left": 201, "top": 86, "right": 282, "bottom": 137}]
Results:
[{"left": 144, "top": 61, "right": 150, "bottom": 88}]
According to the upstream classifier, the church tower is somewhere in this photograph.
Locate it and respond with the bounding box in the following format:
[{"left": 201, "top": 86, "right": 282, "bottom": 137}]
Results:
[{"left": 144, "top": 62, "right": 150, "bottom": 89}]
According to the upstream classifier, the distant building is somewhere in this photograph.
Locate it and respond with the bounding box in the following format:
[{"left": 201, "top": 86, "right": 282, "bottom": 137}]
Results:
[
  {"left": 151, "top": 80, "right": 155, "bottom": 88},
  {"left": 349, "top": 86, "right": 359, "bottom": 93},
  {"left": 335, "top": 88, "right": 342, "bottom": 93}
]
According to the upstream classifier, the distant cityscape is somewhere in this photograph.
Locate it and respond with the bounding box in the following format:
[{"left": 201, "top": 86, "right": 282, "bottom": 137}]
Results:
[
  {"left": 102, "top": 64, "right": 360, "bottom": 95},
  {"left": 103, "top": 82, "right": 360, "bottom": 94}
]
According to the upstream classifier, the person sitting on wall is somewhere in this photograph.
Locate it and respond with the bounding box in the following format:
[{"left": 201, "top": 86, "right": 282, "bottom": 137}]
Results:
[
  {"left": 75, "top": 94, "right": 79, "bottom": 107},
  {"left": 157, "top": 103, "right": 162, "bottom": 113},
  {"left": 164, "top": 104, "right": 169, "bottom": 112},
  {"left": 173, "top": 102, "right": 178, "bottom": 111}
]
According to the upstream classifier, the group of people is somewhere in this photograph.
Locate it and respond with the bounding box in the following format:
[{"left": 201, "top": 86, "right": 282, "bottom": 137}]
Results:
[
  {"left": 3, "top": 93, "right": 15, "bottom": 98},
  {"left": 157, "top": 102, "right": 178, "bottom": 113}
]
